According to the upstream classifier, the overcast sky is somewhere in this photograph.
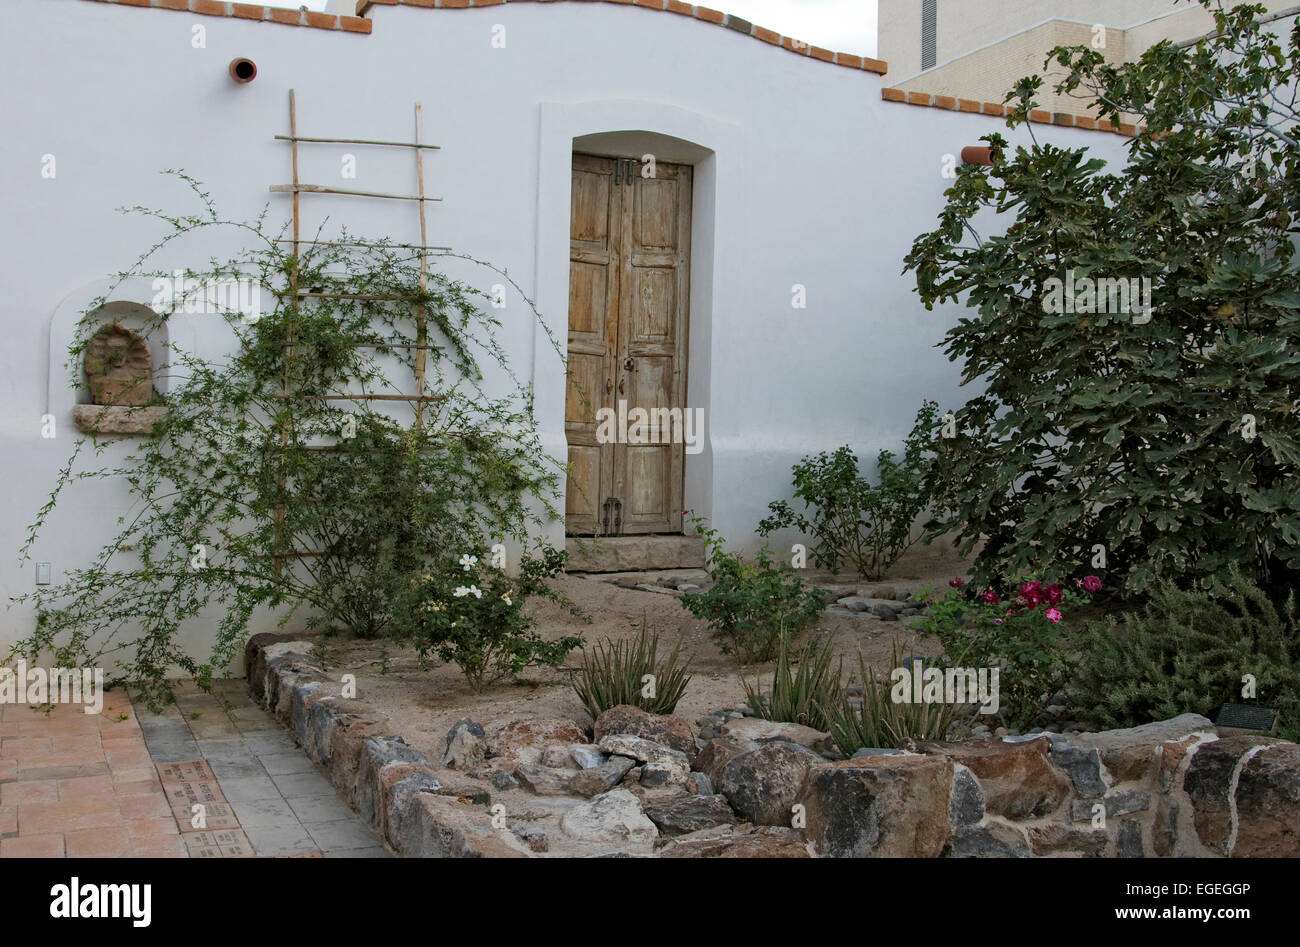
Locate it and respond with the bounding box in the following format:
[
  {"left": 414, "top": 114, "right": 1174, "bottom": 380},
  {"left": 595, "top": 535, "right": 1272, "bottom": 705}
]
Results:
[{"left": 303, "top": 0, "right": 879, "bottom": 57}]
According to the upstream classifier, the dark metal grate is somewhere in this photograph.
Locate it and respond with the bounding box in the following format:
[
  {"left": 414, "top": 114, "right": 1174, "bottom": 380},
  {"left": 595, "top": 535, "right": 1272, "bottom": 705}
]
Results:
[
  {"left": 922, "top": 0, "right": 938, "bottom": 70},
  {"left": 1215, "top": 703, "right": 1279, "bottom": 732}
]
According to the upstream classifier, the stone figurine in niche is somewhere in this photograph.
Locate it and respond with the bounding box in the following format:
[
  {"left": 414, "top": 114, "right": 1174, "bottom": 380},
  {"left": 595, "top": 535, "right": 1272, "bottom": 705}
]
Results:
[{"left": 84, "top": 322, "right": 154, "bottom": 406}]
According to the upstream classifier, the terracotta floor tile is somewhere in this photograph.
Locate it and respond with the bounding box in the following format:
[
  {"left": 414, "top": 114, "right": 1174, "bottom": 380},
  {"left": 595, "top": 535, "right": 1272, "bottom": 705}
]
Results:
[
  {"left": 100, "top": 737, "right": 144, "bottom": 753},
  {"left": 110, "top": 766, "right": 157, "bottom": 784},
  {"left": 0, "top": 737, "right": 53, "bottom": 760},
  {"left": 117, "top": 794, "right": 172, "bottom": 820},
  {"left": 18, "top": 798, "right": 121, "bottom": 835},
  {"left": 18, "top": 752, "right": 93, "bottom": 772},
  {"left": 125, "top": 817, "right": 179, "bottom": 841},
  {"left": 65, "top": 826, "right": 132, "bottom": 858},
  {"left": 129, "top": 837, "right": 186, "bottom": 857},
  {"left": 0, "top": 834, "right": 64, "bottom": 857},
  {"left": 22, "top": 718, "right": 88, "bottom": 736},
  {"left": 52, "top": 736, "right": 102, "bottom": 755},
  {"left": 105, "top": 748, "right": 151, "bottom": 768},
  {"left": 56, "top": 775, "right": 115, "bottom": 802},
  {"left": 113, "top": 778, "right": 164, "bottom": 797},
  {"left": 1, "top": 780, "right": 58, "bottom": 807}
]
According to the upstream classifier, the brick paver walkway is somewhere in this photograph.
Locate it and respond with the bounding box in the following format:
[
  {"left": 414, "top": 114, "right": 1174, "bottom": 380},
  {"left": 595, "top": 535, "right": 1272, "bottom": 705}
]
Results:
[
  {"left": 0, "top": 687, "right": 182, "bottom": 857},
  {"left": 0, "top": 678, "right": 386, "bottom": 858}
]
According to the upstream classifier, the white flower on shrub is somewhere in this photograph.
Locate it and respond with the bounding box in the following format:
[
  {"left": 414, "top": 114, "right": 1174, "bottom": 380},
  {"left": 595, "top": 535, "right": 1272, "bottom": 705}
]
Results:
[
  {"left": 459, "top": 554, "right": 478, "bottom": 572},
  {"left": 502, "top": 593, "right": 512, "bottom": 607},
  {"left": 454, "top": 585, "right": 483, "bottom": 599}
]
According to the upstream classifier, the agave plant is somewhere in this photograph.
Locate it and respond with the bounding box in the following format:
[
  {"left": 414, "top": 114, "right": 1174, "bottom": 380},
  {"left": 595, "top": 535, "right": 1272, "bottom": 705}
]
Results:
[
  {"left": 572, "top": 618, "right": 692, "bottom": 718},
  {"left": 823, "top": 640, "right": 967, "bottom": 755},
  {"left": 740, "top": 634, "right": 843, "bottom": 732}
]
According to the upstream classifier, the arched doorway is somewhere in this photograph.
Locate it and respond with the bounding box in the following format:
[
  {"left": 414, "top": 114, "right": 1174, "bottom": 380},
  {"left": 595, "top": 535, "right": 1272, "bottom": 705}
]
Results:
[{"left": 564, "top": 136, "right": 699, "bottom": 540}]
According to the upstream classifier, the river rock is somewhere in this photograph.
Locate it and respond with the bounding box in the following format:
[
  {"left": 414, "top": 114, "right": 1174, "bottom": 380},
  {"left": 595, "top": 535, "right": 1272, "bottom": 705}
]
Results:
[
  {"left": 1219, "top": 739, "right": 1300, "bottom": 857},
  {"left": 441, "top": 718, "right": 488, "bottom": 771},
  {"left": 717, "top": 740, "right": 825, "bottom": 826},
  {"left": 721, "top": 717, "right": 834, "bottom": 755},
  {"left": 798, "top": 754, "right": 953, "bottom": 857},
  {"left": 559, "top": 789, "right": 658, "bottom": 843},
  {"left": 598, "top": 734, "right": 691, "bottom": 769},
  {"left": 593, "top": 705, "right": 696, "bottom": 758},
  {"left": 1184, "top": 734, "right": 1279, "bottom": 854},
  {"left": 515, "top": 763, "right": 576, "bottom": 797},
  {"left": 643, "top": 794, "right": 738, "bottom": 836},
  {"left": 1072, "top": 713, "right": 1216, "bottom": 783},
  {"left": 945, "top": 822, "right": 1030, "bottom": 858},
  {"left": 912, "top": 737, "right": 1070, "bottom": 820},
  {"left": 568, "top": 755, "right": 636, "bottom": 797},
  {"left": 490, "top": 718, "right": 590, "bottom": 766},
  {"left": 657, "top": 824, "right": 810, "bottom": 858}
]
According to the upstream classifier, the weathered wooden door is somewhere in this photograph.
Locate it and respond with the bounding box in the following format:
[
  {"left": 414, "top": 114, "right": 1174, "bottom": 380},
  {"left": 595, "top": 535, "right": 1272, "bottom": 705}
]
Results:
[{"left": 565, "top": 153, "right": 692, "bottom": 536}]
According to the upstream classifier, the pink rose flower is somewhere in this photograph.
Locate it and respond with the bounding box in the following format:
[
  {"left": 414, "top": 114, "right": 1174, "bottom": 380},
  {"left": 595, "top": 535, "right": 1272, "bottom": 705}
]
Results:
[
  {"left": 1046, "top": 585, "right": 1063, "bottom": 605},
  {"left": 949, "top": 577, "right": 965, "bottom": 588},
  {"left": 1045, "top": 607, "right": 1063, "bottom": 624},
  {"left": 981, "top": 590, "right": 1000, "bottom": 604},
  {"left": 1082, "top": 575, "right": 1102, "bottom": 593}
]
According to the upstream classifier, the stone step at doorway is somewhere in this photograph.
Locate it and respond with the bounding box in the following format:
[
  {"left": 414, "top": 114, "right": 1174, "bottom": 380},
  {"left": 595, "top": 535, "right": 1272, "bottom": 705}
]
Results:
[{"left": 565, "top": 535, "right": 706, "bottom": 573}]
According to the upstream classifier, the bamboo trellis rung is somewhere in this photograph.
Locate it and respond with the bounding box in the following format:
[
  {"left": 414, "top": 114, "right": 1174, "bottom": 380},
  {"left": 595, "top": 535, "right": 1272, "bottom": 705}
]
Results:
[
  {"left": 274, "top": 133, "right": 440, "bottom": 150},
  {"left": 269, "top": 183, "right": 441, "bottom": 203},
  {"left": 272, "top": 238, "right": 453, "bottom": 251},
  {"left": 273, "top": 393, "right": 449, "bottom": 402}
]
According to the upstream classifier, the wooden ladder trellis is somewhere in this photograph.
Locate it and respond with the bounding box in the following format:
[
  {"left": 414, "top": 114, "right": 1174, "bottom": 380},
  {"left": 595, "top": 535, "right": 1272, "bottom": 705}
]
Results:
[{"left": 269, "top": 89, "right": 451, "bottom": 573}]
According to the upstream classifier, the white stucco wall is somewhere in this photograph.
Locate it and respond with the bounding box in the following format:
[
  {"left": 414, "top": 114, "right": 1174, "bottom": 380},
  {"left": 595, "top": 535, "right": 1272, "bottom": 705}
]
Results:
[{"left": 0, "top": 0, "right": 1133, "bottom": 663}]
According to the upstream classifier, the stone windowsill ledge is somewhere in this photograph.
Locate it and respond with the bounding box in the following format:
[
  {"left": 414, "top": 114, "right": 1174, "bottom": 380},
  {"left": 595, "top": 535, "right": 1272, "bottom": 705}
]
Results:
[{"left": 73, "top": 403, "right": 167, "bottom": 435}]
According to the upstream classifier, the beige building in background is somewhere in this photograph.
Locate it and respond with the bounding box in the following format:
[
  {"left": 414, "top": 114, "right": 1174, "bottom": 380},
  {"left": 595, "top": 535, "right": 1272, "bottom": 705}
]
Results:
[{"left": 879, "top": 0, "right": 1299, "bottom": 119}]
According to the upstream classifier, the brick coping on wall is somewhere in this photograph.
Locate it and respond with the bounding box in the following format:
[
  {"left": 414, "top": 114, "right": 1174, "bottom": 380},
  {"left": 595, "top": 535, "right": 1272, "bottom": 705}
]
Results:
[
  {"left": 881, "top": 87, "right": 1140, "bottom": 137},
  {"left": 75, "top": 0, "right": 887, "bottom": 73},
  {"left": 357, "top": 0, "right": 888, "bottom": 75},
  {"left": 80, "top": 0, "right": 375, "bottom": 32},
  {"left": 77, "top": 0, "right": 1134, "bottom": 136}
]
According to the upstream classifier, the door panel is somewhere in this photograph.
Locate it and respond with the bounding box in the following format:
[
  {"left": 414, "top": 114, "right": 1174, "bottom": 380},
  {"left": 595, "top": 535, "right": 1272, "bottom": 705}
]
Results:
[
  {"left": 566, "top": 154, "right": 691, "bottom": 536},
  {"left": 564, "top": 156, "right": 620, "bottom": 535}
]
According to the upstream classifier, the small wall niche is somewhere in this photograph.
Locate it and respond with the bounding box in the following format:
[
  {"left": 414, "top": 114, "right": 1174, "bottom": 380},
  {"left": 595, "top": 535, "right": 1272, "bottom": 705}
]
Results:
[{"left": 72, "top": 301, "right": 167, "bottom": 435}]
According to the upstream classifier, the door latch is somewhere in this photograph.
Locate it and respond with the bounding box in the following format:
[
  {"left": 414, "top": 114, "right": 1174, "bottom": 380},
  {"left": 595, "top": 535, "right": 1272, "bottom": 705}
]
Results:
[
  {"left": 600, "top": 497, "right": 624, "bottom": 536},
  {"left": 613, "top": 158, "right": 637, "bottom": 186}
]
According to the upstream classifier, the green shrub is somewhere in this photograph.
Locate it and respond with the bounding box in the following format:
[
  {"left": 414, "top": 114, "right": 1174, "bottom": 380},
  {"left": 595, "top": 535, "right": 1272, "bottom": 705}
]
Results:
[
  {"left": 920, "top": 577, "right": 1086, "bottom": 729},
  {"left": 572, "top": 621, "right": 692, "bottom": 718},
  {"left": 396, "top": 544, "right": 583, "bottom": 692},
  {"left": 758, "top": 401, "right": 938, "bottom": 579},
  {"left": 905, "top": 1, "right": 1300, "bottom": 597},
  {"left": 823, "top": 641, "right": 963, "bottom": 754},
  {"left": 680, "top": 516, "right": 826, "bottom": 663},
  {"left": 1072, "top": 570, "right": 1300, "bottom": 740},
  {"left": 740, "top": 635, "right": 842, "bottom": 731}
]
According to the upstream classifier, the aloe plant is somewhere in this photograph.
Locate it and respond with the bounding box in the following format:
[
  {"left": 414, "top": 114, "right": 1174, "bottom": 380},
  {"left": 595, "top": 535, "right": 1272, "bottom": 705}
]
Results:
[
  {"left": 741, "top": 635, "right": 842, "bottom": 731},
  {"left": 572, "top": 619, "right": 692, "bottom": 718}
]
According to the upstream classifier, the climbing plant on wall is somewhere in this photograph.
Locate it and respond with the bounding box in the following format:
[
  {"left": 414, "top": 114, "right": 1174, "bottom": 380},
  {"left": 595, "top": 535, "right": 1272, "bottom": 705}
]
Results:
[{"left": 10, "top": 173, "right": 577, "bottom": 706}]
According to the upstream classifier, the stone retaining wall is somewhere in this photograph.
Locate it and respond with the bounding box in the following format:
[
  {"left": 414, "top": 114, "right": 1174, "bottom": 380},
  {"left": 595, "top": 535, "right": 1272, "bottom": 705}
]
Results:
[{"left": 245, "top": 633, "right": 1300, "bottom": 857}]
